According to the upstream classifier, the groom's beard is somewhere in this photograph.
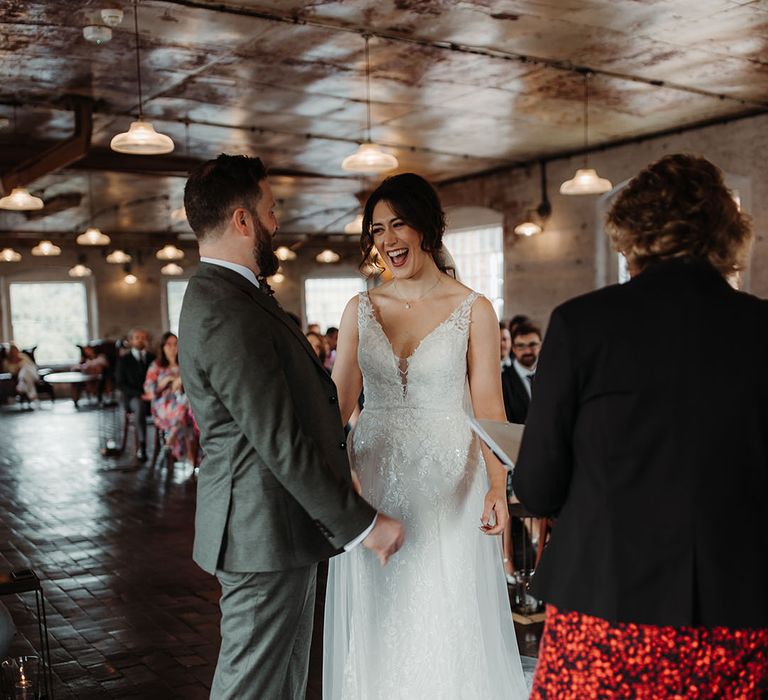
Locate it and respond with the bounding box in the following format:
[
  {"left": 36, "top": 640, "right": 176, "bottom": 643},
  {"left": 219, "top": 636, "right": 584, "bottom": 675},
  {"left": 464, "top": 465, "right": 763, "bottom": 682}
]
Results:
[{"left": 253, "top": 216, "right": 280, "bottom": 278}]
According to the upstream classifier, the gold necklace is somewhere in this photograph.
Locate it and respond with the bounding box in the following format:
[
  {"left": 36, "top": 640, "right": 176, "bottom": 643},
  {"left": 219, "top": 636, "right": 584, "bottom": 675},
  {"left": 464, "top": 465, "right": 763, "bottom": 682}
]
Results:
[{"left": 393, "top": 276, "right": 442, "bottom": 310}]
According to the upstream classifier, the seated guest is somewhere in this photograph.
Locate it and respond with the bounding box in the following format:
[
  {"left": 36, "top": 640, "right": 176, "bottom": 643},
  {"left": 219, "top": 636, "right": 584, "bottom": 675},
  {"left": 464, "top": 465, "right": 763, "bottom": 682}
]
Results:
[
  {"left": 307, "top": 322, "right": 322, "bottom": 335},
  {"left": 324, "top": 326, "right": 338, "bottom": 371},
  {"left": 501, "top": 322, "right": 541, "bottom": 424},
  {"left": 306, "top": 331, "right": 329, "bottom": 371},
  {"left": 508, "top": 314, "right": 531, "bottom": 337},
  {"left": 71, "top": 345, "right": 109, "bottom": 403},
  {"left": 115, "top": 328, "right": 155, "bottom": 461},
  {"left": 514, "top": 154, "right": 768, "bottom": 698},
  {"left": 143, "top": 332, "right": 196, "bottom": 465},
  {"left": 2, "top": 344, "right": 40, "bottom": 405}
]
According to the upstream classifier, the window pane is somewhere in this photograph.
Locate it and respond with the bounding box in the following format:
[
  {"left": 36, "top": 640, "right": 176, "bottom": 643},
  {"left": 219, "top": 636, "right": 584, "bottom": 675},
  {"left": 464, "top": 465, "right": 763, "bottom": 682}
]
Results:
[
  {"left": 304, "top": 277, "right": 366, "bottom": 332},
  {"left": 9, "top": 282, "right": 89, "bottom": 365},
  {"left": 444, "top": 225, "right": 504, "bottom": 319},
  {"left": 166, "top": 280, "right": 189, "bottom": 335}
]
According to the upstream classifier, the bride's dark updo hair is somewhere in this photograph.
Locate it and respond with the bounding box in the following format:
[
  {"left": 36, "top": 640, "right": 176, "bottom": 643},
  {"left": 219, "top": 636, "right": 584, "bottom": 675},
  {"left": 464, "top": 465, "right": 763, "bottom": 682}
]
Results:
[{"left": 361, "top": 173, "right": 454, "bottom": 276}]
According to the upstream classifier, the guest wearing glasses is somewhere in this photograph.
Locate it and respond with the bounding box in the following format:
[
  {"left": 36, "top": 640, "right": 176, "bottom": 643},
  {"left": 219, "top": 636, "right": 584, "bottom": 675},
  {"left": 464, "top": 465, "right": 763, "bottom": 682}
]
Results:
[{"left": 501, "top": 322, "right": 541, "bottom": 425}]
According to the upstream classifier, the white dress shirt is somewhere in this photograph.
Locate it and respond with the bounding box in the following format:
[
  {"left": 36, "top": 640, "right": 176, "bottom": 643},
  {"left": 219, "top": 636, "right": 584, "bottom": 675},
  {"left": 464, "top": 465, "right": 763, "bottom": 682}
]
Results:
[
  {"left": 200, "top": 256, "right": 376, "bottom": 550},
  {"left": 513, "top": 358, "right": 537, "bottom": 398}
]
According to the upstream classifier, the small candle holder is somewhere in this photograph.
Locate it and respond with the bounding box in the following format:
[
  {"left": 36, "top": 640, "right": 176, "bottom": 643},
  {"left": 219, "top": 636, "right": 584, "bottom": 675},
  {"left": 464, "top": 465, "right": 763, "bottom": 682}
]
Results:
[{"left": 0, "top": 656, "right": 40, "bottom": 699}]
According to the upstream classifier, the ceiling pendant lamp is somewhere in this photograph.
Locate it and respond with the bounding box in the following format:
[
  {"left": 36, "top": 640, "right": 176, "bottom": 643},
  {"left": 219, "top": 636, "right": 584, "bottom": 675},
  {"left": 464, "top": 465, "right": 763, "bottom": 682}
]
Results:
[
  {"left": 110, "top": 0, "right": 174, "bottom": 155},
  {"left": 316, "top": 249, "right": 340, "bottom": 264},
  {"left": 123, "top": 263, "right": 138, "bottom": 285},
  {"left": 560, "top": 71, "right": 612, "bottom": 196},
  {"left": 106, "top": 249, "right": 132, "bottom": 264},
  {"left": 344, "top": 212, "right": 364, "bottom": 235},
  {"left": 161, "top": 262, "right": 183, "bottom": 276},
  {"left": 156, "top": 243, "right": 184, "bottom": 260},
  {"left": 515, "top": 161, "right": 553, "bottom": 236},
  {"left": 31, "top": 240, "right": 61, "bottom": 256},
  {"left": 77, "top": 226, "right": 111, "bottom": 245},
  {"left": 0, "top": 187, "right": 44, "bottom": 211},
  {"left": 69, "top": 255, "right": 92, "bottom": 277},
  {"left": 275, "top": 246, "right": 297, "bottom": 261},
  {"left": 0, "top": 248, "right": 21, "bottom": 262},
  {"left": 342, "top": 35, "right": 398, "bottom": 174}
]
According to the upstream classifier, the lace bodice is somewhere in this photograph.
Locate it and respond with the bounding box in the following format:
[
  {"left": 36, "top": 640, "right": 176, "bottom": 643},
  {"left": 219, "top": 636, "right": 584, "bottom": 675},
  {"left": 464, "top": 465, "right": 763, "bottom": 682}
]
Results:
[{"left": 357, "top": 290, "right": 478, "bottom": 412}]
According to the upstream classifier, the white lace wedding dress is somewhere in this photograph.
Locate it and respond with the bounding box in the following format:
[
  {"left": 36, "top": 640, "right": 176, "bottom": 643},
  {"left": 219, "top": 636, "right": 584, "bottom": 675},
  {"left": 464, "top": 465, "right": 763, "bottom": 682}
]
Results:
[{"left": 324, "top": 291, "right": 528, "bottom": 700}]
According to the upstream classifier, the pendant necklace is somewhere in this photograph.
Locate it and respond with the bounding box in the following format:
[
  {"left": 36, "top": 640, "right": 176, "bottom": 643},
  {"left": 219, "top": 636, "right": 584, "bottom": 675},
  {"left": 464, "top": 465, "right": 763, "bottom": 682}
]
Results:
[{"left": 393, "top": 276, "right": 442, "bottom": 310}]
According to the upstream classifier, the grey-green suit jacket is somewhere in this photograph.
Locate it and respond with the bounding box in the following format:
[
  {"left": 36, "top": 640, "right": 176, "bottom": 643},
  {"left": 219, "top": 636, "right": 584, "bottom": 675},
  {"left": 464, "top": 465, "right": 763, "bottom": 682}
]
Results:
[{"left": 179, "top": 263, "right": 376, "bottom": 574}]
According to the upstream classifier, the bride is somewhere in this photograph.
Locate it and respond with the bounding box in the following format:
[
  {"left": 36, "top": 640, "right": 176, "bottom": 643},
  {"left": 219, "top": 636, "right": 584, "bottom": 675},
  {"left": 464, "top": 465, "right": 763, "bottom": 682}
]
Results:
[{"left": 323, "top": 173, "right": 528, "bottom": 699}]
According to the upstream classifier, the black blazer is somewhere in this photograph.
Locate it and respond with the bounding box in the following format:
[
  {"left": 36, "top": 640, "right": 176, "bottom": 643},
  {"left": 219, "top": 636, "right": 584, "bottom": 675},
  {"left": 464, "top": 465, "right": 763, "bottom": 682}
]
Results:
[
  {"left": 513, "top": 257, "right": 768, "bottom": 629},
  {"left": 115, "top": 350, "right": 155, "bottom": 399},
  {"left": 501, "top": 363, "right": 530, "bottom": 424}
]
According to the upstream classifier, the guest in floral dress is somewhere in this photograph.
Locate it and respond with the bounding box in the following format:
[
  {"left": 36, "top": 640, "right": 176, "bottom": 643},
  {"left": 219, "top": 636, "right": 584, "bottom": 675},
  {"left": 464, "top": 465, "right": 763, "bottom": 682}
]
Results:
[{"left": 143, "top": 332, "right": 196, "bottom": 464}]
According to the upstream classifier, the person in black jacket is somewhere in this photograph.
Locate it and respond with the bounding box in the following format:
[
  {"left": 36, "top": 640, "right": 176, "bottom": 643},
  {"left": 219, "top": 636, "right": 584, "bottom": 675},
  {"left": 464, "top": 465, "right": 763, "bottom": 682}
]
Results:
[
  {"left": 514, "top": 154, "right": 768, "bottom": 698},
  {"left": 501, "top": 322, "right": 541, "bottom": 425},
  {"left": 115, "top": 328, "right": 155, "bottom": 460}
]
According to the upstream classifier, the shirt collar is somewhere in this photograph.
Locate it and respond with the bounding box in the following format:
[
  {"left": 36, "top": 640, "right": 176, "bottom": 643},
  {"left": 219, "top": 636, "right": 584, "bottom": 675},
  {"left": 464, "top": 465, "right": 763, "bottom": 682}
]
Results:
[{"left": 200, "top": 256, "right": 260, "bottom": 289}]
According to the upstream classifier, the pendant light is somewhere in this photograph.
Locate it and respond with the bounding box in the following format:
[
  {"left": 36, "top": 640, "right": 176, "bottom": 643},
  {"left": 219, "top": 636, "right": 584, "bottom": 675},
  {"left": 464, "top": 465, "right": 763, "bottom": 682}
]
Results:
[
  {"left": 0, "top": 187, "right": 44, "bottom": 211},
  {"left": 123, "top": 264, "right": 138, "bottom": 285},
  {"left": 560, "top": 72, "right": 612, "bottom": 196},
  {"left": 106, "top": 249, "right": 132, "bottom": 264},
  {"left": 156, "top": 243, "right": 184, "bottom": 260},
  {"left": 342, "top": 35, "right": 398, "bottom": 174},
  {"left": 275, "top": 246, "right": 297, "bottom": 261},
  {"left": 161, "top": 262, "right": 183, "bottom": 276},
  {"left": 0, "top": 248, "right": 21, "bottom": 262},
  {"left": 316, "top": 249, "right": 340, "bottom": 264},
  {"left": 31, "top": 240, "right": 61, "bottom": 256},
  {"left": 110, "top": 0, "right": 174, "bottom": 155},
  {"left": 515, "top": 162, "right": 553, "bottom": 236},
  {"left": 77, "top": 174, "right": 111, "bottom": 245},
  {"left": 69, "top": 255, "right": 92, "bottom": 277}
]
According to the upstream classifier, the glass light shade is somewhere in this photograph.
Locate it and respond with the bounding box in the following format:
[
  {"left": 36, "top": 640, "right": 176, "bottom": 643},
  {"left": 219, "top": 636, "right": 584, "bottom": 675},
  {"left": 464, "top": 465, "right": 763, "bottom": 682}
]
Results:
[
  {"left": 170, "top": 205, "right": 187, "bottom": 222},
  {"left": 341, "top": 143, "right": 398, "bottom": 174},
  {"left": 0, "top": 248, "right": 21, "bottom": 262},
  {"left": 110, "top": 119, "right": 175, "bottom": 155},
  {"left": 76, "top": 227, "right": 111, "bottom": 245},
  {"left": 31, "top": 240, "right": 61, "bottom": 256},
  {"left": 0, "top": 187, "right": 44, "bottom": 211},
  {"left": 161, "top": 262, "right": 183, "bottom": 276},
  {"left": 124, "top": 273, "right": 138, "bottom": 285},
  {"left": 106, "top": 249, "right": 132, "bottom": 264},
  {"left": 344, "top": 213, "right": 364, "bottom": 235},
  {"left": 559, "top": 168, "right": 613, "bottom": 195},
  {"left": 270, "top": 272, "right": 285, "bottom": 284},
  {"left": 68, "top": 263, "right": 92, "bottom": 277},
  {"left": 275, "top": 246, "right": 296, "bottom": 261},
  {"left": 316, "top": 249, "right": 340, "bottom": 264},
  {"left": 514, "top": 220, "right": 543, "bottom": 237},
  {"left": 156, "top": 244, "right": 184, "bottom": 260}
]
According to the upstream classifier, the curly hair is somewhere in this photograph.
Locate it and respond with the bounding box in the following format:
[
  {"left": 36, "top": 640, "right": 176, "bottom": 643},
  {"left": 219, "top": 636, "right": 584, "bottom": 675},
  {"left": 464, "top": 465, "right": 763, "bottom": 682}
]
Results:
[{"left": 606, "top": 154, "right": 751, "bottom": 276}]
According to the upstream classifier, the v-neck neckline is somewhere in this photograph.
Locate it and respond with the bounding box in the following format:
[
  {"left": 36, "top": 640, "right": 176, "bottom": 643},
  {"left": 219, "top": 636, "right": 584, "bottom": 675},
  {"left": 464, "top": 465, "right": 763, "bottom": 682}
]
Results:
[{"left": 364, "top": 291, "right": 476, "bottom": 362}]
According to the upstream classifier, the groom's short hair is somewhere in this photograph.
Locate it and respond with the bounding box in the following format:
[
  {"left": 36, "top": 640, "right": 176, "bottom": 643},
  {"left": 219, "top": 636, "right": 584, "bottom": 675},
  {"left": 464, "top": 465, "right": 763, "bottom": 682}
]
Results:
[{"left": 184, "top": 154, "right": 268, "bottom": 241}]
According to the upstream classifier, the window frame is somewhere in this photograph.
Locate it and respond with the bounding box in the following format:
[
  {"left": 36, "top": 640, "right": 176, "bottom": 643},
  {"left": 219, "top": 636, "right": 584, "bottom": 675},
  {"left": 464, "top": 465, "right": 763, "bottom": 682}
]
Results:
[
  {"left": 302, "top": 273, "right": 368, "bottom": 332},
  {"left": 161, "top": 276, "right": 192, "bottom": 336}
]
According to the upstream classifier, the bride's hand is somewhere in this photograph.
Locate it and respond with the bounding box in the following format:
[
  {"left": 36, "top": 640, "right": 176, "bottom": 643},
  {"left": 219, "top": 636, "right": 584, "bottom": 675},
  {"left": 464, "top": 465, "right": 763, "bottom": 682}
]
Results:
[
  {"left": 350, "top": 469, "right": 362, "bottom": 496},
  {"left": 480, "top": 486, "right": 508, "bottom": 536}
]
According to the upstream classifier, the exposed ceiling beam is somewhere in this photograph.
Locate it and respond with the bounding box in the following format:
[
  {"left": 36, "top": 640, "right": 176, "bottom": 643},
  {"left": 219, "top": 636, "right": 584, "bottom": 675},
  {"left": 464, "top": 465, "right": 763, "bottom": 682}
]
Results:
[
  {"left": 1, "top": 97, "right": 93, "bottom": 194},
  {"left": 163, "top": 0, "right": 768, "bottom": 109}
]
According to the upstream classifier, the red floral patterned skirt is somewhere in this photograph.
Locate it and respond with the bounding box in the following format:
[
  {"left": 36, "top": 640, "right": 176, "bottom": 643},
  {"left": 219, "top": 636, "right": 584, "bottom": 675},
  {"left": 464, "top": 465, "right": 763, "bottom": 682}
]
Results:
[{"left": 531, "top": 605, "right": 768, "bottom": 699}]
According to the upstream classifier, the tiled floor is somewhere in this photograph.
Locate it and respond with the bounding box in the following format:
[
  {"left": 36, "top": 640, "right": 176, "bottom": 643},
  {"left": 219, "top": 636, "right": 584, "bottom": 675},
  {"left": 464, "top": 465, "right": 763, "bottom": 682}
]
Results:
[{"left": 0, "top": 400, "right": 540, "bottom": 698}]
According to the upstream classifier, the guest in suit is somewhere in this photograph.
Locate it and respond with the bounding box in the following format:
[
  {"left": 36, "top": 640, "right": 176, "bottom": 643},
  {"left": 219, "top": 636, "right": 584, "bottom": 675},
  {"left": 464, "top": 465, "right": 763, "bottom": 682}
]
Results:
[
  {"left": 115, "top": 328, "right": 155, "bottom": 461},
  {"left": 179, "top": 154, "right": 404, "bottom": 700},
  {"left": 325, "top": 326, "right": 339, "bottom": 371},
  {"left": 514, "top": 154, "right": 768, "bottom": 698},
  {"left": 500, "top": 322, "right": 541, "bottom": 424}
]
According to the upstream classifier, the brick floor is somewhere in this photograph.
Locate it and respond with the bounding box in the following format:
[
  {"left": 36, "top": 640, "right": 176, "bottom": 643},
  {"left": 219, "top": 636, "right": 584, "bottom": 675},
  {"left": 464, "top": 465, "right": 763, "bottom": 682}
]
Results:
[{"left": 1, "top": 401, "right": 540, "bottom": 698}]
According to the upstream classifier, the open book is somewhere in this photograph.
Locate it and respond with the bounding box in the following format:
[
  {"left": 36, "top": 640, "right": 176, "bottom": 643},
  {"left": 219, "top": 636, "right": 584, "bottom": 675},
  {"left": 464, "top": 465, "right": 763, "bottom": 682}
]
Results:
[{"left": 468, "top": 417, "right": 524, "bottom": 470}]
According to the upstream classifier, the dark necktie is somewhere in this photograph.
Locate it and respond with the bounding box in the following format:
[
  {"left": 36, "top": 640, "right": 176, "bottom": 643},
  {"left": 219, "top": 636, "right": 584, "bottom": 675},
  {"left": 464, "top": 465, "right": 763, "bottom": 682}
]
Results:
[{"left": 526, "top": 372, "right": 535, "bottom": 388}]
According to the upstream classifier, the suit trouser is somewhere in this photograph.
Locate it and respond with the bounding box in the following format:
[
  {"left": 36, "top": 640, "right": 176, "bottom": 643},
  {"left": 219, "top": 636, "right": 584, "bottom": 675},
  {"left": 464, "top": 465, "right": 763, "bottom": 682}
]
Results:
[
  {"left": 124, "top": 395, "right": 149, "bottom": 448},
  {"left": 212, "top": 564, "right": 317, "bottom": 700}
]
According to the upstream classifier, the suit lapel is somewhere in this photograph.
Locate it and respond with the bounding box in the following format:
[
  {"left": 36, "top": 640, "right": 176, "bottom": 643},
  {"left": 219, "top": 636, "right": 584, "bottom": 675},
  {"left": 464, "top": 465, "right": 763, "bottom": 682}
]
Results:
[
  {"left": 197, "top": 263, "right": 329, "bottom": 376},
  {"left": 507, "top": 365, "right": 531, "bottom": 407}
]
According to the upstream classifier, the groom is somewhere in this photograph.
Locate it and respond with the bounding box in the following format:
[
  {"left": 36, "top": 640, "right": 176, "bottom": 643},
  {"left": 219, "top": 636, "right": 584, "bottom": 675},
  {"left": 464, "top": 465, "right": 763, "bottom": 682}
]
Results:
[{"left": 179, "top": 154, "right": 405, "bottom": 699}]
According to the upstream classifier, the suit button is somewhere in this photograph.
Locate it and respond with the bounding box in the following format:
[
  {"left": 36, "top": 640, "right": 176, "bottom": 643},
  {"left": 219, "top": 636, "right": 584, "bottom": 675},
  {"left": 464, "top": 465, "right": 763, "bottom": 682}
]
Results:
[
  {"left": 329, "top": 396, "right": 337, "bottom": 403},
  {"left": 339, "top": 441, "right": 347, "bottom": 449}
]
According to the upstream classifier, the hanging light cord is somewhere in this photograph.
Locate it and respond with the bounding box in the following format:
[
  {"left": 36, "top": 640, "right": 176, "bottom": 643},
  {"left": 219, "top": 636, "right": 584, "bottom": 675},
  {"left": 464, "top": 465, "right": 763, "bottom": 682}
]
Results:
[
  {"left": 133, "top": 0, "right": 144, "bottom": 119},
  {"left": 583, "top": 71, "right": 590, "bottom": 166},
  {"left": 364, "top": 33, "right": 372, "bottom": 142},
  {"left": 88, "top": 173, "right": 94, "bottom": 226}
]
